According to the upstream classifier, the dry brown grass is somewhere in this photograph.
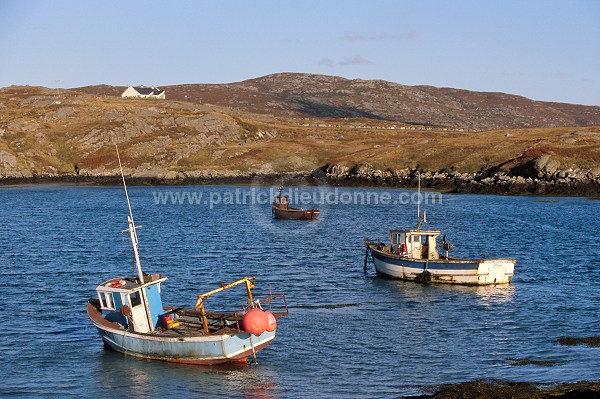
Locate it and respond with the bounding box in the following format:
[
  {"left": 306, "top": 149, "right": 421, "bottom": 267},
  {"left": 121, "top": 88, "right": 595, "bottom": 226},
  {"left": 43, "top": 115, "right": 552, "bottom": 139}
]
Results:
[{"left": 205, "top": 124, "right": 600, "bottom": 173}]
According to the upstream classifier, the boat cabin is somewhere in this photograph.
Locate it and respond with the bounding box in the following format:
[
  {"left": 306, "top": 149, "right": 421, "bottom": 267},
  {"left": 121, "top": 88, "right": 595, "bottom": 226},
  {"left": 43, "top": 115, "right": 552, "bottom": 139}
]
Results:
[
  {"left": 95, "top": 273, "right": 167, "bottom": 333},
  {"left": 273, "top": 194, "right": 290, "bottom": 210},
  {"left": 389, "top": 229, "right": 441, "bottom": 260}
]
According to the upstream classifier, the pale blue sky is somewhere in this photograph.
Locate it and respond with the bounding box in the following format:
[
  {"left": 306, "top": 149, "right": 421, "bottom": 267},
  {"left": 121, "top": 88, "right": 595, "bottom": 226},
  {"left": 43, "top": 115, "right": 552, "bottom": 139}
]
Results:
[{"left": 1, "top": 0, "right": 599, "bottom": 105}]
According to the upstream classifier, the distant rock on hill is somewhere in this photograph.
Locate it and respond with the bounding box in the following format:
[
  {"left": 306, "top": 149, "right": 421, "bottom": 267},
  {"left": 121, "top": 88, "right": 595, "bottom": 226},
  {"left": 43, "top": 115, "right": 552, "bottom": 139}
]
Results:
[{"left": 74, "top": 73, "right": 600, "bottom": 131}]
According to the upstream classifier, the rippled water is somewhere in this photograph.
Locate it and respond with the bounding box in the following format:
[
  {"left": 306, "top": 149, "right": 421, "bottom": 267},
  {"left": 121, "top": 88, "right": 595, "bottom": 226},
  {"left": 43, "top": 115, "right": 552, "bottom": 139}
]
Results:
[{"left": 1, "top": 185, "right": 599, "bottom": 398}]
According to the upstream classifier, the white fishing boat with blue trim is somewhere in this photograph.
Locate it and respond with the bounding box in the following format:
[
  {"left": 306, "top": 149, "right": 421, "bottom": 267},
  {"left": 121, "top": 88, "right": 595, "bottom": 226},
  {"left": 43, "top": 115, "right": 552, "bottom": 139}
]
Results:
[
  {"left": 364, "top": 212, "right": 516, "bottom": 285},
  {"left": 87, "top": 148, "right": 287, "bottom": 365}
]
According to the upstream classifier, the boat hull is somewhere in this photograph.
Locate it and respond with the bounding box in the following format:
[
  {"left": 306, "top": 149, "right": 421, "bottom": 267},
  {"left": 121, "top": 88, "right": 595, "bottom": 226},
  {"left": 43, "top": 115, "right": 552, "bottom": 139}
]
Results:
[
  {"left": 368, "top": 247, "right": 514, "bottom": 285},
  {"left": 272, "top": 206, "right": 320, "bottom": 220},
  {"left": 88, "top": 304, "right": 275, "bottom": 365}
]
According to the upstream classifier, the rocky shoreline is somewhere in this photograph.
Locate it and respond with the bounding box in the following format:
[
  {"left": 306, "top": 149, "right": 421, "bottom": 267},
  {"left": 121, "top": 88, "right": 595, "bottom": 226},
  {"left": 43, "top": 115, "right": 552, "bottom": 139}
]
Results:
[
  {"left": 402, "top": 379, "right": 600, "bottom": 398},
  {"left": 316, "top": 155, "right": 600, "bottom": 196},
  {"left": 0, "top": 170, "right": 314, "bottom": 187},
  {"left": 402, "top": 335, "right": 600, "bottom": 397},
  {"left": 1, "top": 155, "right": 599, "bottom": 196}
]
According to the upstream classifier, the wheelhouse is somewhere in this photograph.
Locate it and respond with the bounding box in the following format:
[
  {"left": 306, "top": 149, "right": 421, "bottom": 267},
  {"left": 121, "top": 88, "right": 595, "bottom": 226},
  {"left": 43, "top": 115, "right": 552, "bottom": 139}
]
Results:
[
  {"left": 95, "top": 273, "right": 167, "bottom": 333},
  {"left": 273, "top": 195, "right": 289, "bottom": 208},
  {"left": 389, "top": 229, "right": 441, "bottom": 260}
]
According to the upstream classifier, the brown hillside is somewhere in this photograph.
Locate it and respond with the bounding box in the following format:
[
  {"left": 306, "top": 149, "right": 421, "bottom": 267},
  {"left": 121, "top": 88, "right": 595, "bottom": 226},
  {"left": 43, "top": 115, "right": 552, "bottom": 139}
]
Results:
[
  {"left": 73, "top": 73, "right": 600, "bottom": 131},
  {"left": 1, "top": 85, "right": 599, "bottom": 183}
]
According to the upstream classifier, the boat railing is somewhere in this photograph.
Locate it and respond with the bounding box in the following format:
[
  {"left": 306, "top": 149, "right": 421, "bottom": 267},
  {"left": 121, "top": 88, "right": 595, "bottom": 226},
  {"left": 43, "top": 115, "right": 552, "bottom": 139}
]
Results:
[
  {"left": 193, "top": 277, "right": 256, "bottom": 334},
  {"left": 247, "top": 292, "right": 289, "bottom": 318}
]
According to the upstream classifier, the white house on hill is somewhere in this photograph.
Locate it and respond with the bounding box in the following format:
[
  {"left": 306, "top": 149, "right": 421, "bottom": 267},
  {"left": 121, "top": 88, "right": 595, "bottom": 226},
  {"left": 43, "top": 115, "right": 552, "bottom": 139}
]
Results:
[{"left": 121, "top": 86, "right": 166, "bottom": 99}]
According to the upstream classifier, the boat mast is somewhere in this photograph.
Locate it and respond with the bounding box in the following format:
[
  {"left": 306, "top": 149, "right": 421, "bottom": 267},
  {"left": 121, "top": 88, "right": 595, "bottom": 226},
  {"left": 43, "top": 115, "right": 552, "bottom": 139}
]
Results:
[
  {"left": 116, "top": 145, "right": 145, "bottom": 284},
  {"left": 279, "top": 177, "right": 284, "bottom": 197},
  {"left": 417, "top": 171, "right": 420, "bottom": 219},
  {"left": 416, "top": 171, "right": 426, "bottom": 230}
]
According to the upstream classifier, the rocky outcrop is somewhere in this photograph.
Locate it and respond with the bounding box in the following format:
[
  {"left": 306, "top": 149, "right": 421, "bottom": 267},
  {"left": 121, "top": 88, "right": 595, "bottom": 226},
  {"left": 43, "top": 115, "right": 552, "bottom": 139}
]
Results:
[
  {"left": 0, "top": 87, "right": 249, "bottom": 179},
  {"left": 315, "top": 159, "right": 600, "bottom": 195}
]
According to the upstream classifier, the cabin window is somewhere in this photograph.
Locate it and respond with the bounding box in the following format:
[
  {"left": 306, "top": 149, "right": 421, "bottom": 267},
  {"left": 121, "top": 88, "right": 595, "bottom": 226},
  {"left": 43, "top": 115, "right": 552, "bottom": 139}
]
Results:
[
  {"left": 130, "top": 291, "right": 142, "bottom": 308},
  {"left": 98, "top": 291, "right": 115, "bottom": 310}
]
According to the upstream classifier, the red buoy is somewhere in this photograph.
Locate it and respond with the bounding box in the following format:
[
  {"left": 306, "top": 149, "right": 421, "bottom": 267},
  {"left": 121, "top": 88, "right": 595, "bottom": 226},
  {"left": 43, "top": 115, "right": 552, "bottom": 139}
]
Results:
[
  {"left": 242, "top": 308, "right": 268, "bottom": 335},
  {"left": 265, "top": 311, "right": 277, "bottom": 332}
]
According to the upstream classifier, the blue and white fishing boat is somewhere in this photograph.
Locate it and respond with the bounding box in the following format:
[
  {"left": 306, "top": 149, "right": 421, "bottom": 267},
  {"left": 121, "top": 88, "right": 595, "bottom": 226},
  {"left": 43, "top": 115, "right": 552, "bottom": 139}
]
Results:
[
  {"left": 364, "top": 224, "right": 515, "bottom": 285},
  {"left": 87, "top": 148, "right": 287, "bottom": 365},
  {"left": 364, "top": 175, "right": 515, "bottom": 285}
]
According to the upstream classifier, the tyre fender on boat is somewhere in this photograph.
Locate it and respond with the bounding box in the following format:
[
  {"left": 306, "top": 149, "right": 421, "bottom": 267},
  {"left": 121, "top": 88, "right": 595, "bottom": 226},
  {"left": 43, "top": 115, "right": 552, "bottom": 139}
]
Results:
[{"left": 416, "top": 270, "right": 432, "bottom": 284}]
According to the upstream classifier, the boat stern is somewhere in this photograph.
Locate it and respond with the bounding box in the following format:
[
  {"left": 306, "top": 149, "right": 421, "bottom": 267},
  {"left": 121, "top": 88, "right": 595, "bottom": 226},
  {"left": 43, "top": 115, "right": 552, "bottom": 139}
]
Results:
[{"left": 477, "top": 259, "right": 515, "bottom": 285}]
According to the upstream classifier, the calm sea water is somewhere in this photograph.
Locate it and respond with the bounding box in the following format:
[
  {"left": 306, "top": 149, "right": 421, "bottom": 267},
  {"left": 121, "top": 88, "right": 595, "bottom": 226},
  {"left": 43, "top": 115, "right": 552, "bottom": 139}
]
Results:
[{"left": 1, "top": 184, "right": 600, "bottom": 398}]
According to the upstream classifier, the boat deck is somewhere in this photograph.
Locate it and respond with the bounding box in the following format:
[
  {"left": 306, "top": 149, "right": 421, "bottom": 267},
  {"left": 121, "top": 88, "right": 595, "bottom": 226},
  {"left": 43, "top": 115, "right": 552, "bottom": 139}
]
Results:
[
  {"left": 151, "top": 324, "right": 239, "bottom": 338},
  {"left": 88, "top": 300, "right": 286, "bottom": 338},
  {"left": 367, "top": 243, "right": 515, "bottom": 264}
]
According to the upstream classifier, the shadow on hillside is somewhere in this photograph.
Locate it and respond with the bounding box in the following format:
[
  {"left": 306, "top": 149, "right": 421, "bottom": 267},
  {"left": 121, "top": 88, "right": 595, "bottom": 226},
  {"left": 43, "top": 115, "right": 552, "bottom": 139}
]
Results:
[{"left": 291, "top": 99, "right": 385, "bottom": 120}]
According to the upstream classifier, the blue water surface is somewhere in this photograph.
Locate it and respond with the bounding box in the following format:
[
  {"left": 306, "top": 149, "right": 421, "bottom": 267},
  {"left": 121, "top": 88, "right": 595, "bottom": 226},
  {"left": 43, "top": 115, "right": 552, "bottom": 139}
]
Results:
[{"left": 1, "top": 185, "right": 599, "bottom": 398}]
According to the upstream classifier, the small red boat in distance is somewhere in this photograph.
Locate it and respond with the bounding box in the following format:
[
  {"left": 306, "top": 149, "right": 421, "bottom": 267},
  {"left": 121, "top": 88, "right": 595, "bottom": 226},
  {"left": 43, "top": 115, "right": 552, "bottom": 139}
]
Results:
[{"left": 272, "top": 186, "right": 320, "bottom": 220}]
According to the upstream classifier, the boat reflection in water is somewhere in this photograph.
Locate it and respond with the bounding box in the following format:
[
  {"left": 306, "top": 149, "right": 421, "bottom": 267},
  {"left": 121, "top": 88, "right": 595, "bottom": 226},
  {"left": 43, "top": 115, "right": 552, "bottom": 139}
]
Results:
[
  {"left": 96, "top": 349, "right": 282, "bottom": 399},
  {"left": 474, "top": 285, "right": 516, "bottom": 306}
]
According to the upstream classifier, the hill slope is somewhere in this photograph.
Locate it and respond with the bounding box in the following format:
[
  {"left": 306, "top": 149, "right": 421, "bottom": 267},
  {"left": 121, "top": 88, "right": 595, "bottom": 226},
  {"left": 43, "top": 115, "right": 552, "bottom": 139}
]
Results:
[
  {"left": 74, "top": 73, "right": 600, "bottom": 131},
  {"left": 0, "top": 84, "right": 599, "bottom": 193}
]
